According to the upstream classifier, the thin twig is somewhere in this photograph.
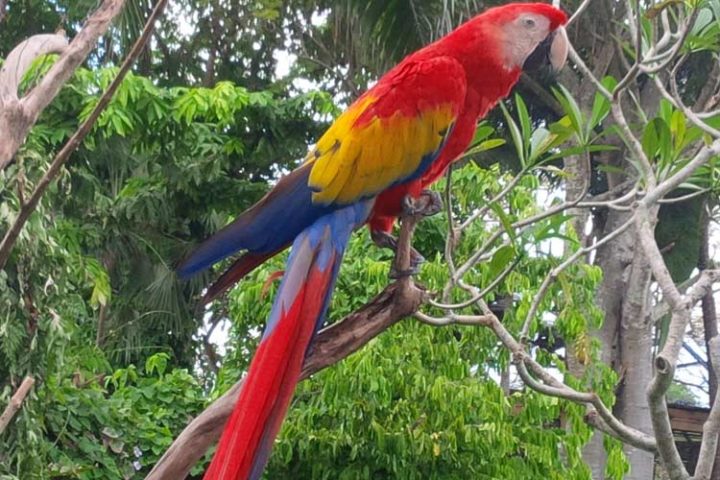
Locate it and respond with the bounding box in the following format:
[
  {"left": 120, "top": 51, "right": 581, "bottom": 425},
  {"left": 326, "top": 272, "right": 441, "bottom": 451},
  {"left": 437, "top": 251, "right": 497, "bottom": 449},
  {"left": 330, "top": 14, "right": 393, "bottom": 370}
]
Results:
[
  {"left": 612, "top": 0, "right": 643, "bottom": 100},
  {"left": 442, "top": 165, "right": 458, "bottom": 303},
  {"left": 429, "top": 257, "right": 520, "bottom": 310},
  {"left": 568, "top": 43, "right": 612, "bottom": 100},
  {"left": 519, "top": 215, "right": 635, "bottom": 340},
  {"left": 458, "top": 168, "right": 528, "bottom": 231},
  {"left": 568, "top": 0, "right": 594, "bottom": 26}
]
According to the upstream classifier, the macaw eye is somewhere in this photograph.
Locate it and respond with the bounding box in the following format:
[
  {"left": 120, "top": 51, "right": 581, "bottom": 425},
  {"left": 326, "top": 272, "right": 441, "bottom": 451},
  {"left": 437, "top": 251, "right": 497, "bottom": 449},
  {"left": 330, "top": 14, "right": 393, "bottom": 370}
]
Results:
[{"left": 523, "top": 18, "right": 536, "bottom": 28}]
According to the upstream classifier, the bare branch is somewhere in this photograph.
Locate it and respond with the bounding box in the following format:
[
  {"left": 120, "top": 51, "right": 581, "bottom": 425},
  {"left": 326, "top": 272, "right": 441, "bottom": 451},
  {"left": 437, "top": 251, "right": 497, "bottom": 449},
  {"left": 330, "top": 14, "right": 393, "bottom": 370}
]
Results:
[
  {"left": 415, "top": 311, "right": 494, "bottom": 327},
  {"left": 611, "top": 99, "right": 657, "bottom": 186},
  {"left": 652, "top": 270, "right": 720, "bottom": 323},
  {"left": 442, "top": 166, "right": 458, "bottom": 303},
  {"left": 0, "top": 0, "right": 126, "bottom": 169},
  {"left": 658, "top": 188, "right": 711, "bottom": 205},
  {"left": 651, "top": 60, "right": 720, "bottom": 139},
  {"left": 568, "top": 44, "right": 612, "bottom": 100},
  {"left": 578, "top": 184, "right": 639, "bottom": 210},
  {"left": 453, "top": 179, "right": 590, "bottom": 285},
  {"left": 458, "top": 168, "right": 528, "bottom": 231},
  {"left": 636, "top": 206, "right": 684, "bottom": 310},
  {"left": 568, "top": 0, "right": 594, "bottom": 26},
  {"left": 419, "top": 272, "right": 658, "bottom": 452},
  {"left": 0, "top": 34, "right": 68, "bottom": 100},
  {"left": 648, "top": 356, "right": 690, "bottom": 479},
  {"left": 430, "top": 257, "right": 519, "bottom": 310},
  {"left": 612, "top": 0, "right": 643, "bottom": 99},
  {"left": 0, "top": 0, "right": 169, "bottom": 270},
  {"left": 642, "top": 7, "right": 699, "bottom": 75},
  {"left": 520, "top": 215, "right": 635, "bottom": 340},
  {"left": 0, "top": 376, "right": 35, "bottom": 435},
  {"left": 495, "top": 309, "right": 657, "bottom": 450}
]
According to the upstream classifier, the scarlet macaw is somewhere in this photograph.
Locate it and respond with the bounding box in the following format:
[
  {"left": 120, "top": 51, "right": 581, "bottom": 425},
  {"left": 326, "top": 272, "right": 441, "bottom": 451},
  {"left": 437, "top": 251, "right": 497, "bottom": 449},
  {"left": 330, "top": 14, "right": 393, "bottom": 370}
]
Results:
[{"left": 178, "top": 4, "right": 568, "bottom": 479}]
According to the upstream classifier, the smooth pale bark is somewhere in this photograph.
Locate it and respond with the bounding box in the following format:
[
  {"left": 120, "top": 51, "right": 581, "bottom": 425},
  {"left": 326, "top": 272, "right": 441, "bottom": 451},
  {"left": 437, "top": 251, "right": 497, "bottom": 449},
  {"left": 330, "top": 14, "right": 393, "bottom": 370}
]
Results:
[{"left": 0, "top": 0, "right": 125, "bottom": 169}]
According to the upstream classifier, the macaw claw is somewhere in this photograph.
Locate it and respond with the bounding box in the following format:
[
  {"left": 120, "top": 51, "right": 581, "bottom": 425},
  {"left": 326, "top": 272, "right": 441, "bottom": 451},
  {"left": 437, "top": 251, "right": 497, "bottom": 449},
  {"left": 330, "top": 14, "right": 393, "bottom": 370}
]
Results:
[{"left": 401, "top": 189, "right": 443, "bottom": 217}]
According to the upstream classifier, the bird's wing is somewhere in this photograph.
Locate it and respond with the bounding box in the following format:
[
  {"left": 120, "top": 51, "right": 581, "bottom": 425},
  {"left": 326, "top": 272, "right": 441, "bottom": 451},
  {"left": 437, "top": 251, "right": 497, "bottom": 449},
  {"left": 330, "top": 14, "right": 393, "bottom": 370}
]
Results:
[{"left": 307, "top": 56, "right": 467, "bottom": 205}]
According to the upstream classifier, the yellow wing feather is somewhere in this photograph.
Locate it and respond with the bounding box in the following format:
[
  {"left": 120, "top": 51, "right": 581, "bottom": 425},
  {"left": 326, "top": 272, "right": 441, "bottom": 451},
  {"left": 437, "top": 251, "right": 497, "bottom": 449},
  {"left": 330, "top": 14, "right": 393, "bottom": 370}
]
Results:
[
  {"left": 307, "top": 98, "right": 457, "bottom": 205},
  {"left": 306, "top": 56, "right": 467, "bottom": 205}
]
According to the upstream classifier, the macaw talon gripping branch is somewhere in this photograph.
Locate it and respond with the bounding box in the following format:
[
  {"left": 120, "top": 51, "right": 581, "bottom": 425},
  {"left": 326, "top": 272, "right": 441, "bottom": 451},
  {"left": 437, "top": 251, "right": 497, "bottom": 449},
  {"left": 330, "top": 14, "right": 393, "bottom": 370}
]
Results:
[{"left": 401, "top": 189, "right": 444, "bottom": 217}]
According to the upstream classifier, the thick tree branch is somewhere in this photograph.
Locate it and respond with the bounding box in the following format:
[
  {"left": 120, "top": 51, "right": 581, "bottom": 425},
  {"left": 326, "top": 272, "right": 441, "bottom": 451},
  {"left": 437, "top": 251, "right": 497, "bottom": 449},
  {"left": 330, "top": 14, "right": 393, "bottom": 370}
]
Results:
[
  {"left": 0, "top": 0, "right": 169, "bottom": 270},
  {"left": 0, "top": 34, "right": 68, "bottom": 99},
  {"left": 0, "top": 0, "right": 126, "bottom": 169},
  {"left": 648, "top": 357, "right": 689, "bottom": 479},
  {"left": 0, "top": 376, "right": 35, "bottom": 435}
]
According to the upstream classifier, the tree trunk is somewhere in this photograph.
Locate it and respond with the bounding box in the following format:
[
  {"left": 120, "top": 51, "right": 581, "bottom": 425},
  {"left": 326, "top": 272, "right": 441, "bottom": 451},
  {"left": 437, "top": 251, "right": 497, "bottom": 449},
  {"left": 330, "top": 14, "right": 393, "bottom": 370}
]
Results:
[
  {"left": 616, "top": 250, "right": 655, "bottom": 480},
  {"left": 700, "top": 206, "right": 720, "bottom": 479}
]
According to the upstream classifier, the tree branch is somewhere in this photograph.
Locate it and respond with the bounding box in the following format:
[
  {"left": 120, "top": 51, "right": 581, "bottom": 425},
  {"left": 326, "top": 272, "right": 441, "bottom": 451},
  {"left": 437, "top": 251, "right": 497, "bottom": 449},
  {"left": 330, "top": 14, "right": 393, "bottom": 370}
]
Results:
[
  {"left": 648, "top": 356, "right": 690, "bottom": 479},
  {"left": 0, "top": 376, "right": 35, "bottom": 435},
  {"left": 0, "top": 0, "right": 169, "bottom": 270},
  {"left": 0, "top": 0, "right": 126, "bottom": 169},
  {"left": 0, "top": 34, "right": 68, "bottom": 100},
  {"left": 148, "top": 283, "right": 426, "bottom": 480}
]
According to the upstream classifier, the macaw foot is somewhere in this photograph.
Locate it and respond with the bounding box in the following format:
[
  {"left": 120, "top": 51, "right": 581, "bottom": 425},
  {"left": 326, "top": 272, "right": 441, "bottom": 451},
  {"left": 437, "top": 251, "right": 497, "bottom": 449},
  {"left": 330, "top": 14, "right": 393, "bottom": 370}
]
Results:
[
  {"left": 402, "top": 189, "right": 443, "bottom": 217},
  {"left": 388, "top": 265, "right": 421, "bottom": 279},
  {"left": 371, "top": 229, "right": 425, "bottom": 279}
]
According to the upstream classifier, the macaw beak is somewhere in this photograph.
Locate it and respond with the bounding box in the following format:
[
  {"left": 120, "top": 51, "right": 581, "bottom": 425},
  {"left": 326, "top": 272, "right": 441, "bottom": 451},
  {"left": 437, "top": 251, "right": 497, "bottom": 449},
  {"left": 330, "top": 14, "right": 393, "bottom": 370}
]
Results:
[{"left": 523, "top": 26, "right": 569, "bottom": 72}]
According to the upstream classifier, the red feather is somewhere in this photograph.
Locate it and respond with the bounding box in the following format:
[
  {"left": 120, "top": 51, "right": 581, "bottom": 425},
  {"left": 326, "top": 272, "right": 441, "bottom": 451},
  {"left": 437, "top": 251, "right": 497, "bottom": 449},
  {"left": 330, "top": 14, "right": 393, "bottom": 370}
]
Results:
[{"left": 204, "top": 255, "right": 336, "bottom": 480}]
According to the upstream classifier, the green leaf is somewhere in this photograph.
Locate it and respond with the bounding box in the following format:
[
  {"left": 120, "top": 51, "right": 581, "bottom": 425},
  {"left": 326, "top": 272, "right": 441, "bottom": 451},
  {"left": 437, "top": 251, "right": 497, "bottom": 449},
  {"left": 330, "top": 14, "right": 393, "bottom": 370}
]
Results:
[
  {"left": 515, "top": 94, "right": 532, "bottom": 145},
  {"left": 464, "top": 138, "right": 506, "bottom": 157},
  {"left": 642, "top": 117, "right": 672, "bottom": 162},
  {"left": 500, "top": 101, "right": 526, "bottom": 167},
  {"left": 489, "top": 202, "right": 517, "bottom": 242},
  {"left": 488, "top": 245, "right": 517, "bottom": 278},
  {"left": 588, "top": 76, "right": 618, "bottom": 135},
  {"left": 553, "top": 85, "right": 585, "bottom": 143}
]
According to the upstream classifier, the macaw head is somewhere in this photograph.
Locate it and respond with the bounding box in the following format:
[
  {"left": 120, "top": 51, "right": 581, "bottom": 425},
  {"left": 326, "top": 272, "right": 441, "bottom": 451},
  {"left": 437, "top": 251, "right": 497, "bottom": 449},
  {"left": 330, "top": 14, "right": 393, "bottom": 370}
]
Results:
[{"left": 472, "top": 3, "right": 570, "bottom": 74}]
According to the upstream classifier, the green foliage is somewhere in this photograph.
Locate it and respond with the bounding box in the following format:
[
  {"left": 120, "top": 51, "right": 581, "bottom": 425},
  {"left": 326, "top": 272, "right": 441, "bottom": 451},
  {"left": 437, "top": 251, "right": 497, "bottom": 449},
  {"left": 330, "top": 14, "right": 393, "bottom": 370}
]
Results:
[
  {"left": 0, "top": 62, "right": 328, "bottom": 478},
  {"left": 2, "top": 352, "right": 204, "bottom": 479}
]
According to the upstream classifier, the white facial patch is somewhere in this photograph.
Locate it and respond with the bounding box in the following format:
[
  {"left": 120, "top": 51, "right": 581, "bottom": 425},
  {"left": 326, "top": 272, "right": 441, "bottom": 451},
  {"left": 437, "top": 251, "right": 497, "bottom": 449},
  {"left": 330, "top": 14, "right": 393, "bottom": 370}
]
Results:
[{"left": 500, "top": 13, "right": 552, "bottom": 70}]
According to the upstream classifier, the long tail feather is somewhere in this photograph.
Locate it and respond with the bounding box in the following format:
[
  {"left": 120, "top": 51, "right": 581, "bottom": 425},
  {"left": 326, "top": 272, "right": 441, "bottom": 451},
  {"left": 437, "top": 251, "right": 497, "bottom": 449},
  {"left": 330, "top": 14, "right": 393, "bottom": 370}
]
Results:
[{"left": 204, "top": 202, "right": 370, "bottom": 480}]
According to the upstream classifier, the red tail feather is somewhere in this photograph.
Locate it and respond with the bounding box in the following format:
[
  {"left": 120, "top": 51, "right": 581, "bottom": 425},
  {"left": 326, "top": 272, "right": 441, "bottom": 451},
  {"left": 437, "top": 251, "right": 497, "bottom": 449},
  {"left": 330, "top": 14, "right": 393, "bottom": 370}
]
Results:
[{"left": 203, "top": 261, "right": 334, "bottom": 480}]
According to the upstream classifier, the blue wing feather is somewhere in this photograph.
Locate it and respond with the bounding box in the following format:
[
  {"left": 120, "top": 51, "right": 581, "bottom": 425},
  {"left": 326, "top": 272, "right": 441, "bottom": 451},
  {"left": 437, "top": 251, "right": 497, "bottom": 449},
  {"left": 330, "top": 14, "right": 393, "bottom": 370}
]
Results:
[{"left": 177, "top": 164, "right": 336, "bottom": 277}]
